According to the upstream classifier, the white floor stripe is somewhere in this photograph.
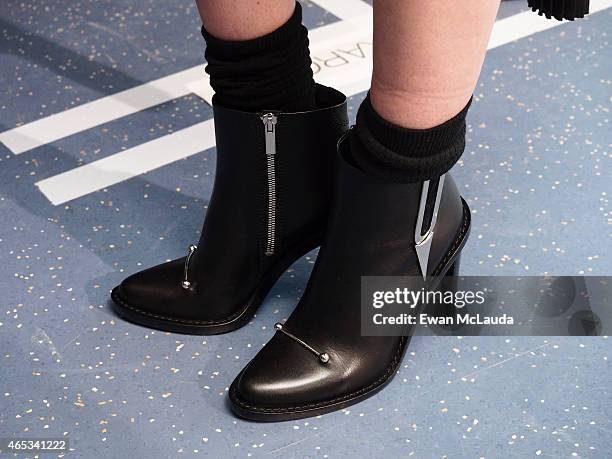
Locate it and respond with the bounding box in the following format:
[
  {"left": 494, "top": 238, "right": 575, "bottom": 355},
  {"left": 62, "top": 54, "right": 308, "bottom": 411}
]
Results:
[
  {"left": 32, "top": 0, "right": 612, "bottom": 205},
  {"left": 36, "top": 120, "right": 216, "bottom": 205}
]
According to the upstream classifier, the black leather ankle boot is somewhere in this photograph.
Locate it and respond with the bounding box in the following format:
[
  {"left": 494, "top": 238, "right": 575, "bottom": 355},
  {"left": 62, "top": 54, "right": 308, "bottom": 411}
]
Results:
[
  {"left": 111, "top": 84, "right": 348, "bottom": 334},
  {"left": 229, "top": 132, "right": 471, "bottom": 420}
]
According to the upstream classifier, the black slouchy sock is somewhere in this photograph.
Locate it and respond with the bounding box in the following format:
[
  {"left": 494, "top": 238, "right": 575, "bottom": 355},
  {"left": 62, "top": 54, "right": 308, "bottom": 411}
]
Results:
[
  {"left": 348, "top": 94, "right": 472, "bottom": 183},
  {"left": 201, "top": 2, "right": 317, "bottom": 112}
]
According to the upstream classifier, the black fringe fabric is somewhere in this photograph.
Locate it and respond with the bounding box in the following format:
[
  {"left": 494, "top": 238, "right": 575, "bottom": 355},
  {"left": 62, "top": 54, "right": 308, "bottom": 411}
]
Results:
[{"left": 528, "top": 0, "right": 590, "bottom": 21}]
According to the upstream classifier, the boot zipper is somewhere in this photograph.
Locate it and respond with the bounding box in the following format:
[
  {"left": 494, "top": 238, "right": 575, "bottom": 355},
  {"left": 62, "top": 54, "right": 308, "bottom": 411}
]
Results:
[{"left": 261, "top": 112, "right": 278, "bottom": 256}]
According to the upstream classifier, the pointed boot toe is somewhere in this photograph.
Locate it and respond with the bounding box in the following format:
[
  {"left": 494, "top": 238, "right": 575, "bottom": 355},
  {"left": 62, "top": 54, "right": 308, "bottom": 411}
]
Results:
[
  {"left": 230, "top": 327, "right": 403, "bottom": 421},
  {"left": 230, "top": 331, "right": 340, "bottom": 416},
  {"left": 114, "top": 258, "right": 183, "bottom": 309},
  {"left": 111, "top": 258, "right": 198, "bottom": 332}
]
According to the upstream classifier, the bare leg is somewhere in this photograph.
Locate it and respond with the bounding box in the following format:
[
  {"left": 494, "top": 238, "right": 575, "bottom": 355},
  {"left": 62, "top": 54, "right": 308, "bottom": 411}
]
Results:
[
  {"left": 195, "top": 0, "right": 295, "bottom": 41},
  {"left": 371, "top": 0, "right": 501, "bottom": 129}
]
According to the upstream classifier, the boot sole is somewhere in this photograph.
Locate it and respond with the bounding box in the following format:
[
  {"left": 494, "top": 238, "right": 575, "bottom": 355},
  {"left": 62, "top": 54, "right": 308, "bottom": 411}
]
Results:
[
  {"left": 110, "top": 234, "right": 322, "bottom": 335},
  {"left": 229, "top": 198, "right": 471, "bottom": 421}
]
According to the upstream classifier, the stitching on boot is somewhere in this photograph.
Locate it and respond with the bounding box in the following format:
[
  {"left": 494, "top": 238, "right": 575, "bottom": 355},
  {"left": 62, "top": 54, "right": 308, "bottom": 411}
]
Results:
[{"left": 111, "top": 288, "right": 248, "bottom": 325}]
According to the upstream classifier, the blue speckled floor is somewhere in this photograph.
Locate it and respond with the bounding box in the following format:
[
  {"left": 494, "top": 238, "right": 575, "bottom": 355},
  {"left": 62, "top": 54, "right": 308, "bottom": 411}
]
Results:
[{"left": 1, "top": 1, "right": 610, "bottom": 457}]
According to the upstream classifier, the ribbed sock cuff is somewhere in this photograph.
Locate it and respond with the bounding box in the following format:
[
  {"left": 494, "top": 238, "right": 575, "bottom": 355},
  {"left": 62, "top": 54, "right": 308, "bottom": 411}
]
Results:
[
  {"left": 348, "top": 94, "right": 471, "bottom": 182},
  {"left": 201, "top": 2, "right": 317, "bottom": 112}
]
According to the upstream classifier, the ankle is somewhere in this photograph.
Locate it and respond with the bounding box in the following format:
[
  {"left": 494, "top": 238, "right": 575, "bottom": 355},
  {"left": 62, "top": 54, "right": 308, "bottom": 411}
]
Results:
[{"left": 370, "top": 81, "right": 473, "bottom": 129}]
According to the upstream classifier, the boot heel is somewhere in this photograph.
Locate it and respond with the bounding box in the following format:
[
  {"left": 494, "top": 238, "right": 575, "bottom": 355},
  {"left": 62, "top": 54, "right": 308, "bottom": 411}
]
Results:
[
  {"left": 437, "top": 254, "right": 461, "bottom": 295},
  {"left": 425, "top": 254, "right": 463, "bottom": 327},
  {"left": 445, "top": 254, "right": 461, "bottom": 277}
]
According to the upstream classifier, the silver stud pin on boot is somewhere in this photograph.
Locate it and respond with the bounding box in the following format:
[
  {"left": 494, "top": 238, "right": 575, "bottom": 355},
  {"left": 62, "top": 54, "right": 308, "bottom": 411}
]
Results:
[
  {"left": 181, "top": 244, "right": 198, "bottom": 289},
  {"left": 274, "top": 322, "right": 330, "bottom": 364}
]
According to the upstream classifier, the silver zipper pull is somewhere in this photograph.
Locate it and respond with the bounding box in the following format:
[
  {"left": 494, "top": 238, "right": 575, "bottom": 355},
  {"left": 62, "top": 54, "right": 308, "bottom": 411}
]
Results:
[
  {"left": 261, "top": 113, "right": 278, "bottom": 256},
  {"left": 262, "top": 113, "right": 277, "bottom": 156}
]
